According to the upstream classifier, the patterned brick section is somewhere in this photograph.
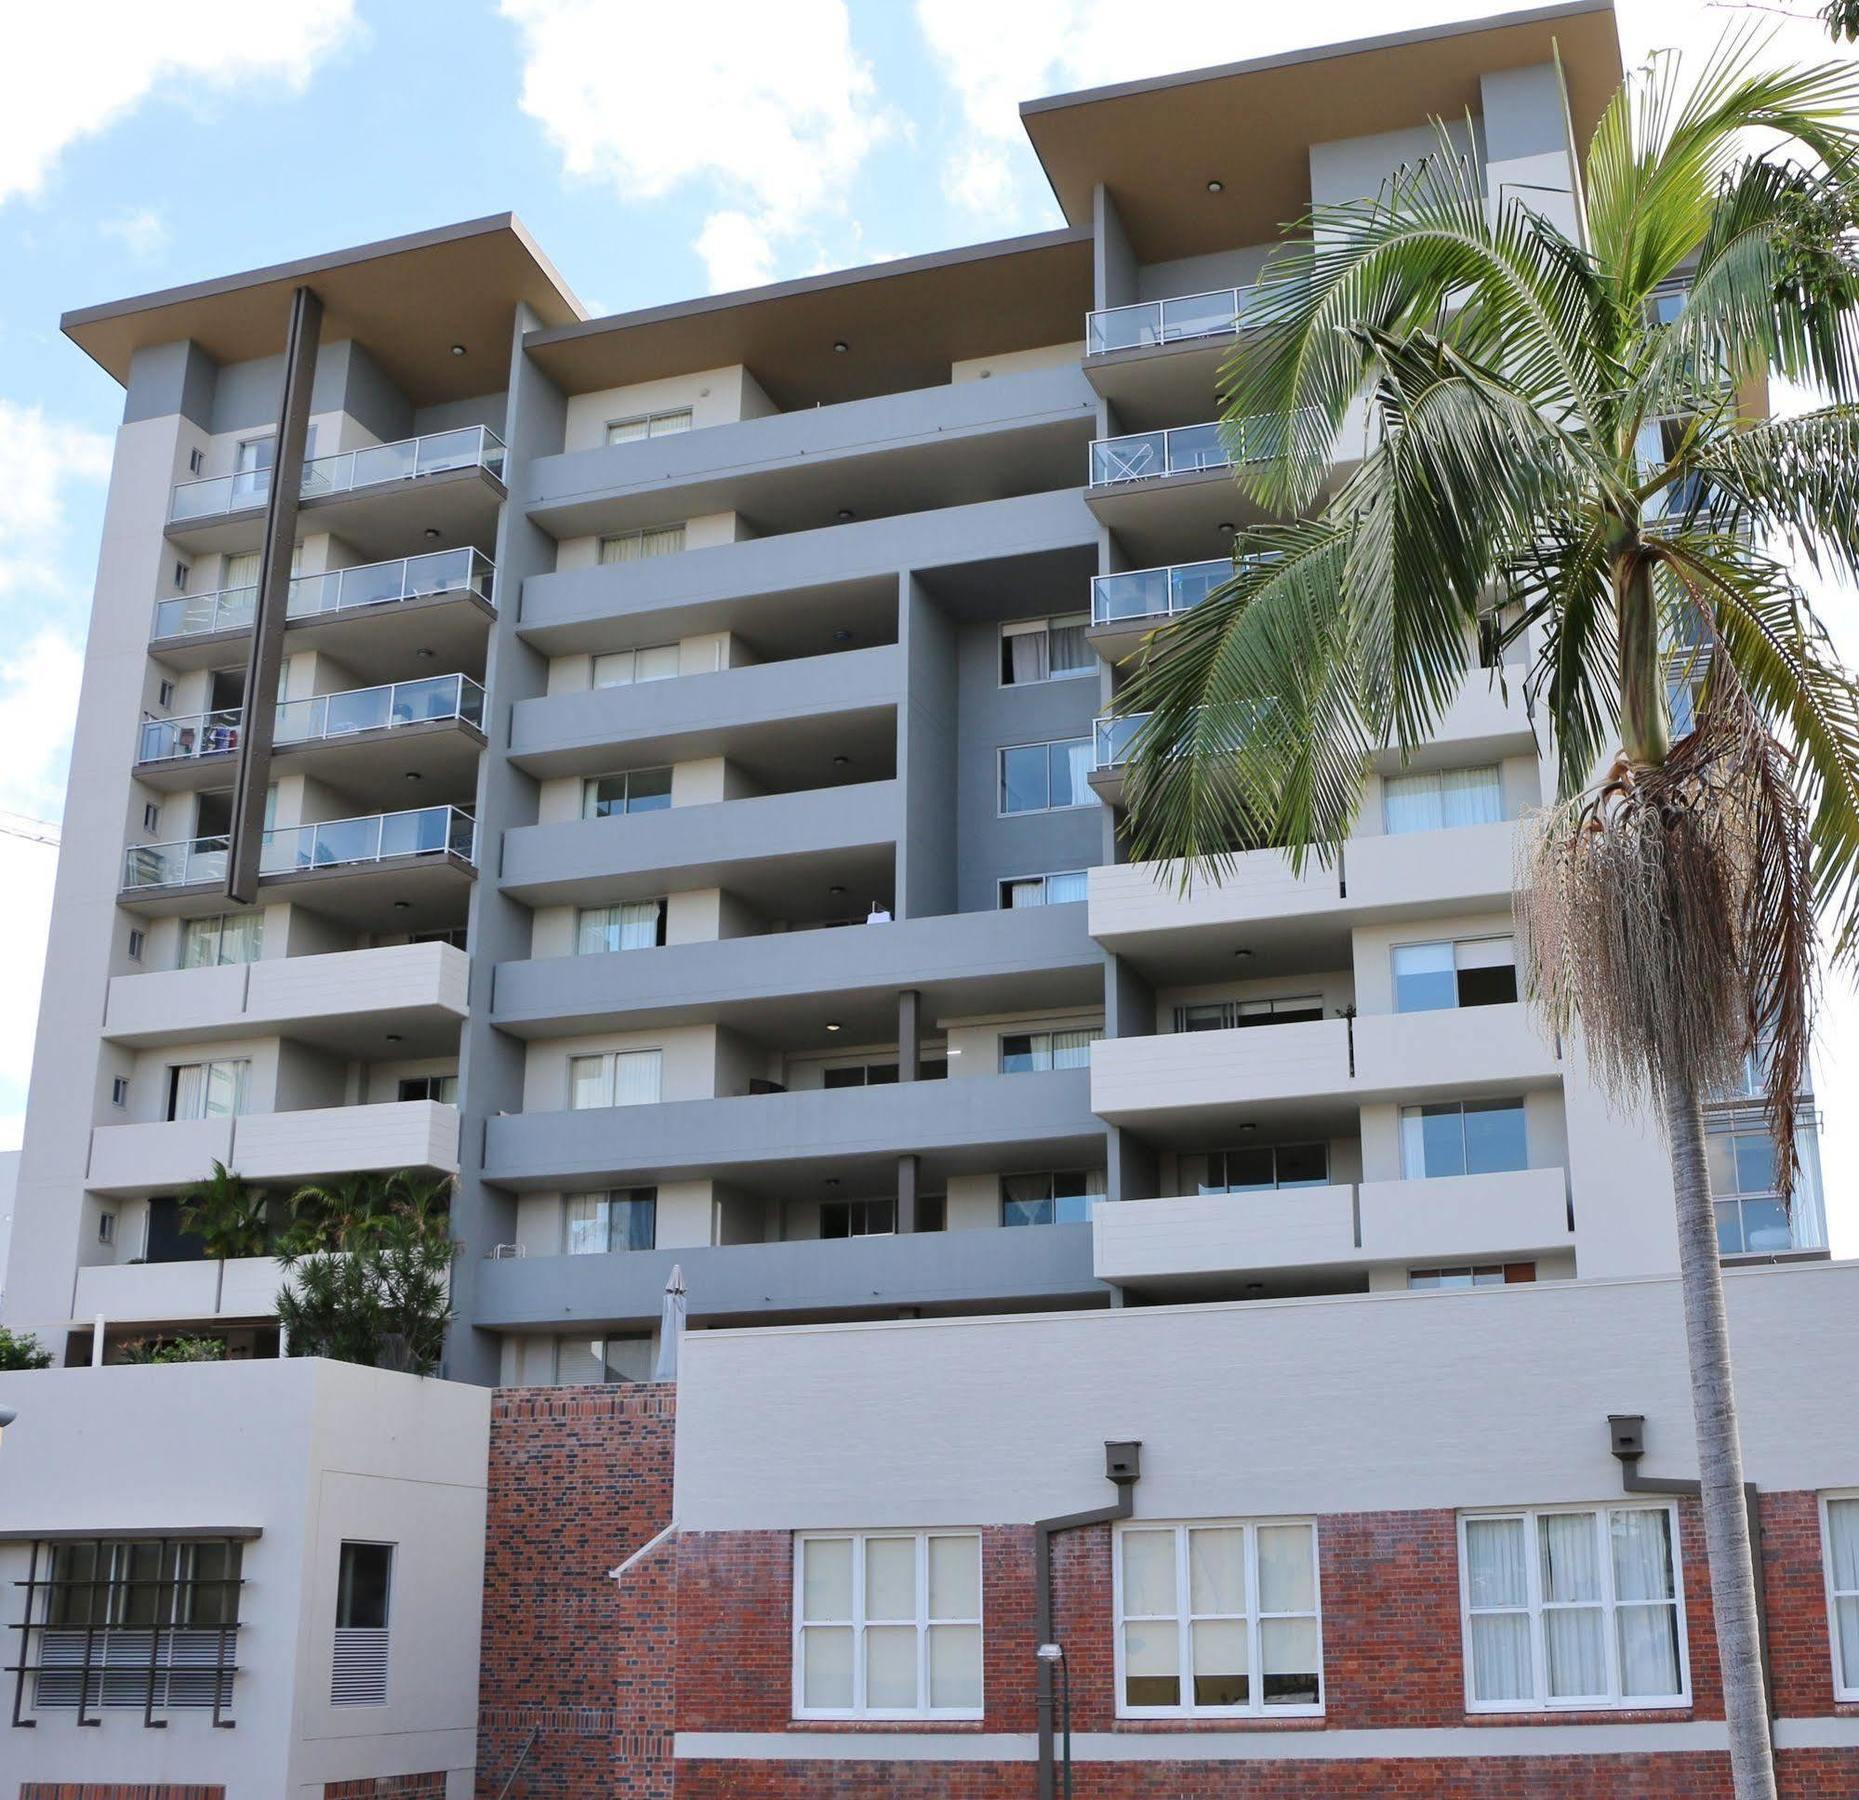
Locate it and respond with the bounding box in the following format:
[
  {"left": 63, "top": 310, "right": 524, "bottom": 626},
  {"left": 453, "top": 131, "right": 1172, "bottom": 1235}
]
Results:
[
  {"left": 324, "top": 1778, "right": 449, "bottom": 1799},
  {"left": 475, "top": 1382, "right": 676, "bottom": 1799},
  {"left": 20, "top": 1789, "right": 227, "bottom": 1800}
]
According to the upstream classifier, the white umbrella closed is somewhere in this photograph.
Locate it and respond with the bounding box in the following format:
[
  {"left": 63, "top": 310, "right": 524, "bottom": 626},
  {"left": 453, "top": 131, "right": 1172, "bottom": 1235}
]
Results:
[{"left": 653, "top": 1262, "right": 687, "bottom": 1382}]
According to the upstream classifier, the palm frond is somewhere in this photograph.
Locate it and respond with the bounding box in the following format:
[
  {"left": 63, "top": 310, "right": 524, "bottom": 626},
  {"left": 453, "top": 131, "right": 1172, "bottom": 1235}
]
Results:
[{"left": 1689, "top": 404, "right": 1859, "bottom": 580}]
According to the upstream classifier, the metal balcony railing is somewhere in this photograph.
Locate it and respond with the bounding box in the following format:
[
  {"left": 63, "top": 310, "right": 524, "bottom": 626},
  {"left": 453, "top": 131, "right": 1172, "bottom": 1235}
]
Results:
[
  {"left": 124, "top": 807, "right": 475, "bottom": 890},
  {"left": 1094, "top": 713, "right": 1149, "bottom": 770},
  {"left": 1088, "top": 412, "right": 1290, "bottom": 486},
  {"left": 1091, "top": 557, "right": 1230, "bottom": 627},
  {"left": 151, "top": 548, "right": 495, "bottom": 641},
  {"left": 137, "top": 708, "right": 243, "bottom": 764},
  {"left": 136, "top": 676, "right": 484, "bottom": 766},
  {"left": 169, "top": 425, "right": 506, "bottom": 523},
  {"left": 1085, "top": 284, "right": 1270, "bottom": 357}
]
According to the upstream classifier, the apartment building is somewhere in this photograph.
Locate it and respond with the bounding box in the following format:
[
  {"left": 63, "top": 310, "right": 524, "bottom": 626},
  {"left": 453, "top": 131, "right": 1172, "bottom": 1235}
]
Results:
[{"left": 0, "top": 2, "right": 1851, "bottom": 1796}]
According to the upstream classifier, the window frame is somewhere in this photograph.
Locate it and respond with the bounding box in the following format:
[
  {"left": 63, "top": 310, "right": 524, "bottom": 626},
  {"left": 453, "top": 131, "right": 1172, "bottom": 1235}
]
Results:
[
  {"left": 566, "top": 1047, "right": 665, "bottom": 1110},
  {"left": 575, "top": 897, "right": 668, "bottom": 955},
  {"left": 1111, "top": 1517, "right": 1324, "bottom": 1720},
  {"left": 1456, "top": 1502, "right": 1690, "bottom": 1714},
  {"left": 997, "top": 738, "right": 1095, "bottom": 816},
  {"left": 1000, "top": 1168, "right": 1106, "bottom": 1227},
  {"left": 999, "top": 613, "right": 1094, "bottom": 687},
  {"left": 605, "top": 407, "right": 694, "bottom": 443},
  {"left": 592, "top": 642, "right": 683, "bottom": 688},
  {"left": 791, "top": 1529, "right": 985, "bottom": 1720},
  {"left": 999, "top": 870, "right": 1089, "bottom": 909},
  {"left": 1390, "top": 935, "right": 1518, "bottom": 1014},
  {"left": 598, "top": 522, "right": 688, "bottom": 563},
  {"left": 1820, "top": 1491, "right": 1859, "bottom": 1701},
  {"left": 1400, "top": 1096, "right": 1529, "bottom": 1180},
  {"left": 998, "top": 1026, "right": 1102, "bottom": 1074},
  {"left": 582, "top": 766, "right": 675, "bottom": 819},
  {"left": 1381, "top": 763, "right": 1505, "bottom": 835}
]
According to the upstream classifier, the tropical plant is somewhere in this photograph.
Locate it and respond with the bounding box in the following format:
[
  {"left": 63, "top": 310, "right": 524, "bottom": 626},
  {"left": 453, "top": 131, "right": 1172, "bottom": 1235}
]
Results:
[
  {"left": 119, "top": 1335, "right": 227, "bottom": 1365},
  {"left": 275, "top": 1184, "right": 456, "bottom": 1375},
  {"left": 0, "top": 1326, "right": 53, "bottom": 1371},
  {"left": 1114, "top": 34, "right": 1859, "bottom": 1797},
  {"left": 178, "top": 1161, "right": 272, "bottom": 1260},
  {"left": 1823, "top": 0, "right": 1859, "bottom": 44}
]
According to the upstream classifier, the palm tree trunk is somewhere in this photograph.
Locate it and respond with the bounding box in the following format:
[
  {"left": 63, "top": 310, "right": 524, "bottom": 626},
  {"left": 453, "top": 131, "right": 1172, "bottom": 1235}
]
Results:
[{"left": 1664, "top": 1077, "right": 1775, "bottom": 1799}]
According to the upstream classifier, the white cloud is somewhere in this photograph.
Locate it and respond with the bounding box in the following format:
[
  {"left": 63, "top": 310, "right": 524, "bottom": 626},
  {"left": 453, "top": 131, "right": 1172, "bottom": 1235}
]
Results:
[
  {"left": 0, "top": 1, "right": 357, "bottom": 206},
  {"left": 0, "top": 400, "right": 112, "bottom": 603},
  {"left": 0, "top": 628, "right": 85, "bottom": 822},
  {"left": 500, "top": 0, "right": 891, "bottom": 291},
  {"left": 100, "top": 206, "right": 169, "bottom": 258}
]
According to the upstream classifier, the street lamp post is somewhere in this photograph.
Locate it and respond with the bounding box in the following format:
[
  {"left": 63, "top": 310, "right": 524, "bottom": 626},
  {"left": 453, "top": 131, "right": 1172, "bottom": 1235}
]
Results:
[{"left": 1035, "top": 1643, "right": 1071, "bottom": 1799}]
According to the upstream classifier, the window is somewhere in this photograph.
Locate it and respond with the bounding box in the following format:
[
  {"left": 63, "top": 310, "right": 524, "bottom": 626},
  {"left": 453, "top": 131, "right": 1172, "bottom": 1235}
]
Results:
[
  {"left": 332, "top": 1541, "right": 392, "bottom": 1707},
  {"left": 167, "top": 1059, "right": 250, "bottom": 1122},
  {"left": 157, "top": 678, "right": 177, "bottom": 708},
  {"left": 577, "top": 899, "right": 667, "bottom": 955},
  {"left": 173, "top": 560, "right": 190, "bottom": 590},
  {"left": 142, "top": 802, "right": 161, "bottom": 833},
  {"left": 1383, "top": 765, "right": 1503, "bottom": 834},
  {"left": 1392, "top": 938, "right": 1517, "bottom": 1013},
  {"left": 593, "top": 643, "right": 682, "bottom": 687},
  {"left": 566, "top": 1189, "right": 657, "bottom": 1254},
  {"left": 1401, "top": 1099, "right": 1527, "bottom": 1178},
  {"left": 98, "top": 1211, "right": 116, "bottom": 1245},
  {"left": 411, "top": 926, "right": 469, "bottom": 950},
  {"left": 110, "top": 1077, "right": 129, "bottom": 1108},
  {"left": 568, "top": 1050, "right": 663, "bottom": 1110},
  {"left": 1001, "top": 614, "right": 1092, "bottom": 685},
  {"left": 999, "top": 739, "right": 1093, "bottom": 814},
  {"left": 821, "top": 1060, "right": 946, "bottom": 1088},
  {"left": 1823, "top": 1494, "right": 1859, "bottom": 1700},
  {"left": 999, "top": 1027, "right": 1101, "bottom": 1073},
  {"left": 599, "top": 523, "right": 686, "bottom": 563},
  {"left": 556, "top": 1334, "right": 654, "bottom": 1384},
  {"left": 397, "top": 1075, "right": 459, "bottom": 1104},
  {"left": 1706, "top": 1127, "right": 1792, "bottom": 1255},
  {"left": 1115, "top": 1520, "right": 1322, "bottom": 1717},
  {"left": 1001, "top": 1170, "right": 1105, "bottom": 1226},
  {"left": 34, "top": 1538, "right": 242, "bottom": 1712},
  {"left": 232, "top": 435, "right": 274, "bottom": 501},
  {"left": 1000, "top": 870, "right": 1088, "bottom": 908},
  {"left": 180, "top": 912, "right": 264, "bottom": 969},
  {"left": 1410, "top": 1264, "right": 1535, "bottom": 1289},
  {"left": 820, "top": 1197, "right": 895, "bottom": 1238},
  {"left": 1179, "top": 1144, "right": 1329, "bottom": 1193},
  {"left": 127, "top": 928, "right": 145, "bottom": 961},
  {"left": 584, "top": 767, "right": 673, "bottom": 818},
  {"left": 607, "top": 408, "right": 693, "bottom": 443},
  {"left": 1460, "top": 1505, "right": 1687, "bottom": 1710},
  {"left": 1175, "top": 996, "right": 1324, "bottom": 1032},
  {"left": 793, "top": 1532, "right": 982, "bottom": 1718}
]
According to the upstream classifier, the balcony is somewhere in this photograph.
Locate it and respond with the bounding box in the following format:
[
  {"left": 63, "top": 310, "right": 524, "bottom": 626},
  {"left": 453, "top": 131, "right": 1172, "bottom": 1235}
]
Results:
[
  {"left": 499, "top": 780, "right": 899, "bottom": 911},
  {"left": 103, "top": 941, "right": 468, "bottom": 1056},
  {"left": 150, "top": 548, "right": 497, "bottom": 676},
  {"left": 136, "top": 674, "right": 486, "bottom": 794},
  {"left": 1085, "top": 288, "right": 1271, "bottom": 430},
  {"left": 86, "top": 1099, "right": 460, "bottom": 1198},
  {"left": 122, "top": 806, "right": 476, "bottom": 929},
  {"left": 521, "top": 365, "right": 1094, "bottom": 541},
  {"left": 1090, "top": 557, "right": 1229, "bottom": 663},
  {"left": 1091, "top": 1167, "right": 1572, "bottom": 1288},
  {"left": 166, "top": 426, "right": 507, "bottom": 557},
  {"left": 474, "top": 1223, "right": 1102, "bottom": 1330},
  {"left": 492, "top": 904, "right": 1102, "bottom": 1040},
  {"left": 483, "top": 1067, "right": 1102, "bottom": 1192},
  {"left": 72, "top": 1255, "right": 289, "bottom": 1326},
  {"left": 1089, "top": 712, "right": 1145, "bottom": 805}
]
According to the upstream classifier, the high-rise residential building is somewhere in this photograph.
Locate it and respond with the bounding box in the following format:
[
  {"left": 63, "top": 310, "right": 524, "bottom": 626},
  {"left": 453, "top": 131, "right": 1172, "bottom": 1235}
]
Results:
[{"left": 0, "top": 5, "right": 1852, "bottom": 1797}]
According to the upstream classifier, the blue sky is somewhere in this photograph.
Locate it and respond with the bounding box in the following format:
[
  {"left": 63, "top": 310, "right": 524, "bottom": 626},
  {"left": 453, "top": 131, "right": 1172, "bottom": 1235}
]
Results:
[{"left": 0, "top": 0, "right": 1853, "bottom": 1241}]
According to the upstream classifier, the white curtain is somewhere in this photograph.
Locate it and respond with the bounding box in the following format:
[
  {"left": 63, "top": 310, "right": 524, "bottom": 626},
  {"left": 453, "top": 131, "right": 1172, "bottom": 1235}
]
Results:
[
  {"left": 1045, "top": 871, "right": 1088, "bottom": 904},
  {"left": 613, "top": 1050, "right": 663, "bottom": 1107},
  {"left": 1188, "top": 1527, "right": 1245, "bottom": 1614},
  {"left": 1465, "top": 1518, "right": 1532, "bottom": 1702},
  {"left": 1610, "top": 1510, "right": 1681, "bottom": 1696},
  {"left": 170, "top": 1063, "right": 207, "bottom": 1122},
  {"left": 635, "top": 643, "right": 681, "bottom": 681},
  {"left": 569, "top": 1055, "right": 611, "bottom": 1110},
  {"left": 1830, "top": 1499, "right": 1859, "bottom": 1690},
  {"left": 1051, "top": 1028, "right": 1100, "bottom": 1070},
  {"left": 1059, "top": 739, "right": 1093, "bottom": 806},
  {"left": 1257, "top": 1524, "right": 1315, "bottom": 1612},
  {"left": 618, "top": 902, "right": 661, "bottom": 950},
  {"left": 180, "top": 918, "right": 218, "bottom": 969},
  {"left": 565, "top": 1195, "right": 609, "bottom": 1255},
  {"left": 1048, "top": 615, "right": 1090, "bottom": 674},
  {"left": 1007, "top": 625, "right": 1050, "bottom": 684},
  {"left": 1005, "top": 879, "right": 1042, "bottom": 908},
  {"left": 1539, "top": 1513, "right": 1607, "bottom": 1698},
  {"left": 1384, "top": 766, "right": 1503, "bottom": 834}
]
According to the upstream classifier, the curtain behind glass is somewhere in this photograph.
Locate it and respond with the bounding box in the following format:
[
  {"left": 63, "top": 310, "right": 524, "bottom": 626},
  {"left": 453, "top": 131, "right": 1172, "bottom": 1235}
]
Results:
[
  {"left": 613, "top": 1050, "right": 663, "bottom": 1106},
  {"left": 1830, "top": 1499, "right": 1859, "bottom": 1689},
  {"left": 1009, "top": 628, "right": 1049, "bottom": 684},
  {"left": 1465, "top": 1517, "right": 1532, "bottom": 1702},
  {"left": 1539, "top": 1513, "right": 1607, "bottom": 1698},
  {"left": 1048, "top": 617, "right": 1090, "bottom": 674},
  {"left": 1610, "top": 1510, "right": 1681, "bottom": 1696}
]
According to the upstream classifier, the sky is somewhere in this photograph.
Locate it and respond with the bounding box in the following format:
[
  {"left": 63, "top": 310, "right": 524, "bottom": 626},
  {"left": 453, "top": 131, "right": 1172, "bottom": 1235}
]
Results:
[{"left": 0, "top": 0, "right": 1852, "bottom": 1248}]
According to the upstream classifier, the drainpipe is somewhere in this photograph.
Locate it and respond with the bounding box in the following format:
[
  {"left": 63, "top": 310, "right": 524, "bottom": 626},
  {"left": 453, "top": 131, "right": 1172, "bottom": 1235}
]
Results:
[
  {"left": 1034, "top": 1442, "right": 1141, "bottom": 1800},
  {"left": 1606, "top": 1415, "right": 1773, "bottom": 1733}
]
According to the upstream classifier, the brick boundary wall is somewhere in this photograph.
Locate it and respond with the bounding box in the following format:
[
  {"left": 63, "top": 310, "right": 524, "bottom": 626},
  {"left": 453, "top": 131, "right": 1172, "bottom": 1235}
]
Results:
[
  {"left": 20, "top": 1788, "right": 227, "bottom": 1800},
  {"left": 324, "top": 1777, "right": 449, "bottom": 1799},
  {"left": 475, "top": 1383, "right": 676, "bottom": 1800},
  {"left": 477, "top": 1387, "right": 1857, "bottom": 1796}
]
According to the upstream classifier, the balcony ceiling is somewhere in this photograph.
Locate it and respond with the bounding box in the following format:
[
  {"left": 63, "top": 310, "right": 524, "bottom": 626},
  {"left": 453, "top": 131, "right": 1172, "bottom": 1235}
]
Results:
[
  {"left": 63, "top": 214, "right": 582, "bottom": 404},
  {"left": 524, "top": 230, "right": 1095, "bottom": 408},
  {"left": 1020, "top": 1, "right": 1623, "bottom": 261}
]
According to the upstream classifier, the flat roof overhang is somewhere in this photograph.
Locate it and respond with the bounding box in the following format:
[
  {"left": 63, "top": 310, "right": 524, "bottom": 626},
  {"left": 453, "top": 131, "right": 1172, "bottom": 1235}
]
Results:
[
  {"left": 1020, "top": 1, "right": 1624, "bottom": 261},
  {"left": 62, "top": 214, "right": 583, "bottom": 404},
  {"left": 523, "top": 229, "right": 1095, "bottom": 407}
]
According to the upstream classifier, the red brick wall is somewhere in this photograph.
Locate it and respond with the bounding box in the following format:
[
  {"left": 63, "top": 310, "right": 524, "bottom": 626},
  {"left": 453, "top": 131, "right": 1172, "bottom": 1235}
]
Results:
[
  {"left": 323, "top": 1779, "right": 447, "bottom": 1799},
  {"left": 20, "top": 1789, "right": 226, "bottom": 1800},
  {"left": 474, "top": 1382, "right": 676, "bottom": 1799}
]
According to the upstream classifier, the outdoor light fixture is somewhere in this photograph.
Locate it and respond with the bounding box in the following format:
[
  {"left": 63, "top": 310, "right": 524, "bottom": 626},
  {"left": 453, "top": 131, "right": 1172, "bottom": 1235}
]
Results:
[
  {"left": 1233, "top": 947, "right": 1253, "bottom": 958},
  {"left": 385, "top": 1034, "right": 403, "bottom": 1044},
  {"left": 826, "top": 1021, "right": 843, "bottom": 1032},
  {"left": 423, "top": 527, "right": 442, "bottom": 540},
  {"left": 837, "top": 508, "right": 855, "bottom": 521},
  {"left": 832, "top": 755, "right": 850, "bottom": 766},
  {"left": 1218, "top": 521, "right": 1237, "bottom": 533},
  {"left": 415, "top": 647, "right": 437, "bottom": 659},
  {"left": 831, "top": 628, "right": 854, "bottom": 642},
  {"left": 393, "top": 900, "right": 412, "bottom": 911},
  {"left": 1207, "top": 178, "right": 1225, "bottom": 193},
  {"left": 1238, "top": 1121, "right": 1258, "bottom": 1133},
  {"left": 833, "top": 340, "right": 849, "bottom": 353},
  {"left": 450, "top": 343, "right": 468, "bottom": 356},
  {"left": 405, "top": 771, "right": 423, "bottom": 782},
  {"left": 829, "top": 884, "right": 847, "bottom": 897}
]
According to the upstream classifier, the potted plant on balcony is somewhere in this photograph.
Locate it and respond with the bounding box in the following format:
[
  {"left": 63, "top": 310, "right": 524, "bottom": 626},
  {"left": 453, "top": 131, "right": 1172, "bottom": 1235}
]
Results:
[{"left": 0, "top": 1327, "right": 52, "bottom": 1371}]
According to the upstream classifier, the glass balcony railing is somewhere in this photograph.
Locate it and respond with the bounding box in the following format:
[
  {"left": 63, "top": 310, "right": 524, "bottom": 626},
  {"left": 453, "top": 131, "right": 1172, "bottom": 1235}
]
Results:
[
  {"left": 168, "top": 426, "right": 507, "bottom": 523},
  {"left": 151, "top": 549, "right": 495, "bottom": 641},
  {"left": 122, "top": 835, "right": 231, "bottom": 890},
  {"left": 1094, "top": 713, "right": 1150, "bottom": 770},
  {"left": 259, "top": 805, "right": 476, "bottom": 876},
  {"left": 274, "top": 674, "right": 486, "bottom": 746},
  {"left": 1088, "top": 413, "right": 1289, "bottom": 486},
  {"left": 1092, "top": 557, "right": 1231, "bottom": 627},
  {"left": 137, "top": 708, "right": 243, "bottom": 764},
  {"left": 1086, "top": 284, "right": 1271, "bottom": 357}
]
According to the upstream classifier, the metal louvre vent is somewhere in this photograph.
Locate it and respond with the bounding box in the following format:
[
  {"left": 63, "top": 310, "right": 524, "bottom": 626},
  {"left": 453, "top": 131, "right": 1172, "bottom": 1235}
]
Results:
[
  {"left": 330, "top": 1626, "right": 389, "bottom": 1705},
  {"left": 34, "top": 1628, "right": 235, "bottom": 1710}
]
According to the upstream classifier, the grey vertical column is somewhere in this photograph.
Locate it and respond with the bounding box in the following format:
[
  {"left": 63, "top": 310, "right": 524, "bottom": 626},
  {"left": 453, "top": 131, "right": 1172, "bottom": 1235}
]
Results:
[
  {"left": 227, "top": 286, "right": 322, "bottom": 904},
  {"left": 896, "top": 1153, "right": 919, "bottom": 1235},
  {"left": 446, "top": 302, "right": 564, "bottom": 1387},
  {"left": 897, "top": 989, "right": 921, "bottom": 1081},
  {"left": 895, "top": 573, "right": 958, "bottom": 920},
  {"left": 1104, "top": 952, "right": 1158, "bottom": 1205}
]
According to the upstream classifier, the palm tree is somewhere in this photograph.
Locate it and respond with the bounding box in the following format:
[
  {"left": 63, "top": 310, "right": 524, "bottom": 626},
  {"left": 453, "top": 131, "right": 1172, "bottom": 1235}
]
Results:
[
  {"left": 178, "top": 1161, "right": 271, "bottom": 1260},
  {"left": 1115, "top": 34, "right": 1859, "bottom": 1798}
]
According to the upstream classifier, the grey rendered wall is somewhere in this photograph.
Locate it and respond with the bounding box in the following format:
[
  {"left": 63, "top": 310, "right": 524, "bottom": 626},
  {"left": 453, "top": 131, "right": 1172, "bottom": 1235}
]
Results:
[{"left": 898, "top": 575, "right": 958, "bottom": 919}]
